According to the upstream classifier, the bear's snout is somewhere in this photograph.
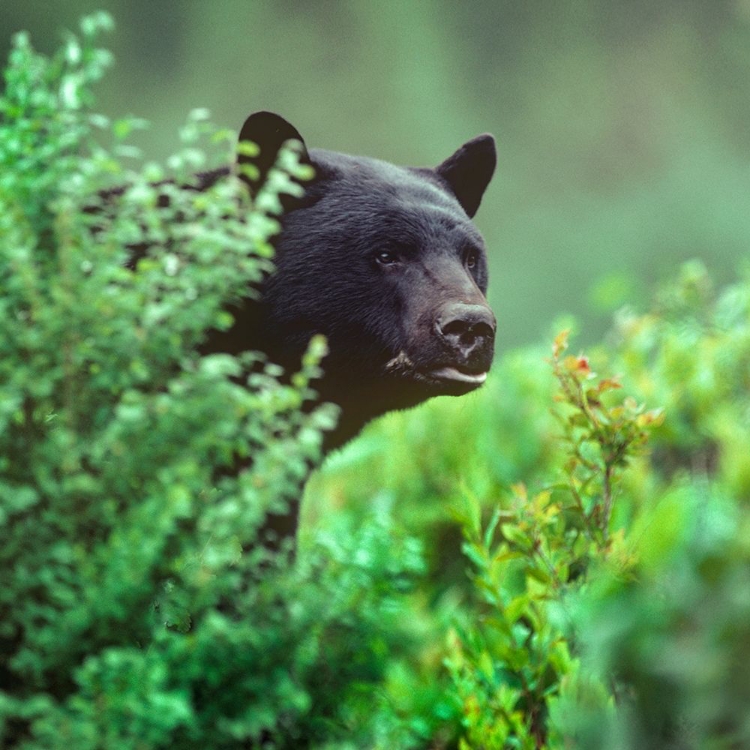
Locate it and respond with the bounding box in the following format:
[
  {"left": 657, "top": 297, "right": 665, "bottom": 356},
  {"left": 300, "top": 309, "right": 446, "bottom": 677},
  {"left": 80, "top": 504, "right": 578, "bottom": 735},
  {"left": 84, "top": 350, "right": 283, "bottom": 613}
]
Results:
[{"left": 435, "top": 301, "right": 496, "bottom": 366}]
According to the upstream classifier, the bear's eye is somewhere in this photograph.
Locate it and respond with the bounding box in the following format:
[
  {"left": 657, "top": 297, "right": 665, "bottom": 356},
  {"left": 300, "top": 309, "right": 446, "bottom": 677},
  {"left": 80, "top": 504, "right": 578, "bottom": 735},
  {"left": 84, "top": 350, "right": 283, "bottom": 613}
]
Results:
[
  {"left": 465, "top": 248, "right": 480, "bottom": 270},
  {"left": 375, "top": 250, "right": 399, "bottom": 266}
]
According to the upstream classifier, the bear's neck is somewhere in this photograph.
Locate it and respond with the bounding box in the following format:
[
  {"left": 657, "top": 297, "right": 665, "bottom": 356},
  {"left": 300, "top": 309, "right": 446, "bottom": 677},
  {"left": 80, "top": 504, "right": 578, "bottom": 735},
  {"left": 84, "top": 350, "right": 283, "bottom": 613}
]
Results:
[{"left": 316, "top": 376, "right": 429, "bottom": 455}]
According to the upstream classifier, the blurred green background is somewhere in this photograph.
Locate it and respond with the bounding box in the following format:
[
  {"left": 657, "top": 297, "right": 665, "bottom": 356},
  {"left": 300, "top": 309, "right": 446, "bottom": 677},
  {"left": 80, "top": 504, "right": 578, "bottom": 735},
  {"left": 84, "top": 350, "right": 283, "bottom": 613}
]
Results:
[{"left": 3, "top": 0, "right": 750, "bottom": 348}]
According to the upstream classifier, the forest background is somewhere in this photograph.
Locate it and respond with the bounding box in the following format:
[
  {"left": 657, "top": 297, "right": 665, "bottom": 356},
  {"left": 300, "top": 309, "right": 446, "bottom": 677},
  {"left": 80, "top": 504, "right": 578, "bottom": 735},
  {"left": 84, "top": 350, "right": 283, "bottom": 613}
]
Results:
[{"left": 4, "top": 0, "right": 750, "bottom": 348}]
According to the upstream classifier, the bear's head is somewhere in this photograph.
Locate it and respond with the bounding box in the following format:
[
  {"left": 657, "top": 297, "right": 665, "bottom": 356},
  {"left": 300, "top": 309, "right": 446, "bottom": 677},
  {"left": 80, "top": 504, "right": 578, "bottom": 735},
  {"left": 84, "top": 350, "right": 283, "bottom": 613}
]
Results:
[{"left": 226, "top": 111, "right": 497, "bottom": 451}]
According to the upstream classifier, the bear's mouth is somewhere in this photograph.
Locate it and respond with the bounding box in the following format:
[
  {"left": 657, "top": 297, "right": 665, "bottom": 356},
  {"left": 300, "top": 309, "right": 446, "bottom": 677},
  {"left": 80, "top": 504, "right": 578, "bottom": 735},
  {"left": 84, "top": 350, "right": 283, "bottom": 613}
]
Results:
[
  {"left": 427, "top": 366, "right": 488, "bottom": 385},
  {"left": 385, "top": 352, "right": 488, "bottom": 391}
]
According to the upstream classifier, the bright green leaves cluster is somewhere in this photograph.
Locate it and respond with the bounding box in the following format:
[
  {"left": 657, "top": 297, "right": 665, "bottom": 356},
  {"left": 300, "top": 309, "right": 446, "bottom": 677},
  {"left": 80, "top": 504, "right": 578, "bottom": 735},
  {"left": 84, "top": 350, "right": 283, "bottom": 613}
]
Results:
[
  {"left": 614, "top": 260, "right": 750, "bottom": 496},
  {"left": 0, "top": 16, "right": 427, "bottom": 750},
  {"left": 448, "top": 490, "right": 574, "bottom": 750},
  {"left": 549, "top": 328, "right": 664, "bottom": 541},
  {"left": 552, "top": 263, "right": 750, "bottom": 749},
  {"left": 447, "top": 332, "right": 661, "bottom": 750},
  {"left": 442, "top": 265, "right": 750, "bottom": 749}
]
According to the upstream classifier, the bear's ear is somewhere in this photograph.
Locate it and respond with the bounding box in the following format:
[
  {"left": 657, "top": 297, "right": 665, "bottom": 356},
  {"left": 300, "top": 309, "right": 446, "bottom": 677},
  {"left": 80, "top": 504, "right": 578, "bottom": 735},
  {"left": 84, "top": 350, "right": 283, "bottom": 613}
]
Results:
[
  {"left": 435, "top": 134, "right": 496, "bottom": 218},
  {"left": 236, "top": 111, "right": 311, "bottom": 195}
]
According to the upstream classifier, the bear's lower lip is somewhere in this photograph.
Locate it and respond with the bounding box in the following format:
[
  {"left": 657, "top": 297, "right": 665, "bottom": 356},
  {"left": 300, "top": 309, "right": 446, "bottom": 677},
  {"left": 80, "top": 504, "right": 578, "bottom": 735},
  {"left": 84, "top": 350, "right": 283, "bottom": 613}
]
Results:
[
  {"left": 384, "top": 353, "right": 488, "bottom": 388},
  {"left": 427, "top": 366, "right": 488, "bottom": 385}
]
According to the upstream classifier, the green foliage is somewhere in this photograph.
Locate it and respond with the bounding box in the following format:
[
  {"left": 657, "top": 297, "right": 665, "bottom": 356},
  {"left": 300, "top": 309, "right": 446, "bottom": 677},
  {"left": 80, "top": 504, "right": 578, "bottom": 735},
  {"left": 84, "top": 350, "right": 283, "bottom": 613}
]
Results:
[
  {"left": 548, "top": 263, "right": 750, "bottom": 749},
  {"left": 612, "top": 260, "right": 750, "bottom": 495},
  {"left": 548, "top": 328, "right": 664, "bottom": 543},
  {"left": 310, "top": 262, "right": 750, "bottom": 748},
  {"left": 555, "top": 482, "right": 750, "bottom": 749},
  {"left": 0, "top": 17, "right": 427, "bottom": 749},
  {"left": 444, "top": 331, "right": 660, "bottom": 749}
]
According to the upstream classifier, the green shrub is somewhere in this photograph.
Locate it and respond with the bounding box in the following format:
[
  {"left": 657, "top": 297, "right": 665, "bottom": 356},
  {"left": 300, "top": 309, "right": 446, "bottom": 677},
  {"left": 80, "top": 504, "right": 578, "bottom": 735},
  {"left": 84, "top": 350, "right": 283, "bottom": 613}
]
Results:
[
  {"left": 0, "top": 16, "right": 428, "bottom": 749},
  {"left": 548, "top": 263, "right": 750, "bottom": 749},
  {"left": 553, "top": 480, "right": 750, "bottom": 749},
  {"left": 312, "top": 264, "right": 750, "bottom": 748},
  {"left": 441, "top": 270, "right": 750, "bottom": 748},
  {"left": 445, "top": 330, "right": 661, "bottom": 749}
]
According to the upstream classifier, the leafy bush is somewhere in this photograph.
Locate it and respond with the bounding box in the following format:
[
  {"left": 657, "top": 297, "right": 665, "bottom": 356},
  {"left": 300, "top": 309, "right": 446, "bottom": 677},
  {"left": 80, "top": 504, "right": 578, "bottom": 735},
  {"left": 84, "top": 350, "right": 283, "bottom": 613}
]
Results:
[
  {"left": 308, "top": 269, "right": 750, "bottom": 748},
  {"left": 0, "top": 16, "right": 428, "bottom": 749},
  {"left": 549, "top": 263, "right": 750, "bottom": 749},
  {"left": 317, "top": 264, "right": 750, "bottom": 749},
  {"left": 444, "top": 331, "right": 662, "bottom": 749}
]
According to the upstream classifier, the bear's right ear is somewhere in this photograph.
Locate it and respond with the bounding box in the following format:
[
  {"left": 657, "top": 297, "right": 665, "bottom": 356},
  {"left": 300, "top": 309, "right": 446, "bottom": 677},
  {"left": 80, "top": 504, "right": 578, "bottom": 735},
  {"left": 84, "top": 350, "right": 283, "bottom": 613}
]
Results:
[{"left": 236, "top": 111, "right": 311, "bottom": 196}]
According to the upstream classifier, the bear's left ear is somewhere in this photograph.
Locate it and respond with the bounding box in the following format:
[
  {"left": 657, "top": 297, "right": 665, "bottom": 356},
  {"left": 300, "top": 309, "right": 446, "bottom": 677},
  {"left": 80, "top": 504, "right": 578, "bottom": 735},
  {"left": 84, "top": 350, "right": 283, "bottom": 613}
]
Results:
[
  {"left": 236, "top": 111, "right": 311, "bottom": 196},
  {"left": 436, "top": 134, "right": 496, "bottom": 218}
]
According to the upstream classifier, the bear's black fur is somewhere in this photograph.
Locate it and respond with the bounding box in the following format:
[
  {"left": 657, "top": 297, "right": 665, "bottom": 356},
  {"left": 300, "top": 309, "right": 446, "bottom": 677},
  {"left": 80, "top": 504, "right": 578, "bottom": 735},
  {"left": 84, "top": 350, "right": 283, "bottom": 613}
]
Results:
[{"left": 206, "top": 111, "right": 497, "bottom": 456}]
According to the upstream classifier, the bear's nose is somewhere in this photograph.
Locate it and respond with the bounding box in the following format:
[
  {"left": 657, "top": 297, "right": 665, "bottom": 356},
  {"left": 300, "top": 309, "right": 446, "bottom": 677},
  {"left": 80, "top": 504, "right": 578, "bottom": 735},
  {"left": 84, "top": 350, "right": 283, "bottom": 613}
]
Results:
[{"left": 435, "top": 303, "right": 496, "bottom": 361}]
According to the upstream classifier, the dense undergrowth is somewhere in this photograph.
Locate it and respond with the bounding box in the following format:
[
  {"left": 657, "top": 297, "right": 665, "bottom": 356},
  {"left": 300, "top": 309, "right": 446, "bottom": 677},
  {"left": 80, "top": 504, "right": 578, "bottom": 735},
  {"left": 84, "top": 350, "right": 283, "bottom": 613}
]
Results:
[{"left": 3, "top": 15, "right": 750, "bottom": 749}]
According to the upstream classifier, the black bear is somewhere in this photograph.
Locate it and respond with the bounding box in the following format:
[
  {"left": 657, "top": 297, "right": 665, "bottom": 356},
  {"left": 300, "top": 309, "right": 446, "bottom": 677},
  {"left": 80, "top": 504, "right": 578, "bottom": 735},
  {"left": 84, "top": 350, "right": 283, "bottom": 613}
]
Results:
[{"left": 207, "top": 111, "right": 498, "bottom": 456}]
